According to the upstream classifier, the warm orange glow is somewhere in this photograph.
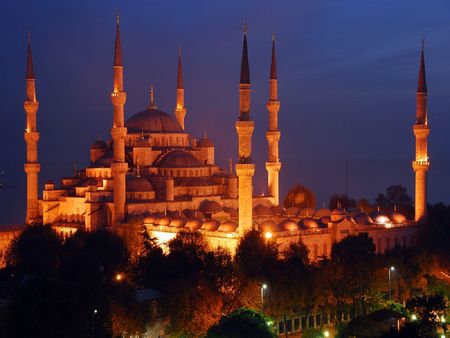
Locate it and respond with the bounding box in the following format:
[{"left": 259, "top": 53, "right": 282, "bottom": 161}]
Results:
[
  {"left": 115, "top": 273, "right": 123, "bottom": 281},
  {"left": 264, "top": 231, "right": 273, "bottom": 239}
]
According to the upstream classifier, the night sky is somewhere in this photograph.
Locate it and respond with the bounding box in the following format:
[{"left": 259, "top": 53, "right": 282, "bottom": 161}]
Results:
[{"left": 1, "top": 0, "right": 450, "bottom": 224}]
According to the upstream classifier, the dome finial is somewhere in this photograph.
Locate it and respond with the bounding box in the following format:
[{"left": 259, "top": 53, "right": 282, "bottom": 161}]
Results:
[
  {"left": 148, "top": 85, "right": 157, "bottom": 109},
  {"left": 136, "top": 158, "right": 140, "bottom": 177},
  {"left": 229, "top": 158, "right": 233, "bottom": 174}
]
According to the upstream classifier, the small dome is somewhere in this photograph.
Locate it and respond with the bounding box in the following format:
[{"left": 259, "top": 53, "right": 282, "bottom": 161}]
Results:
[
  {"left": 319, "top": 216, "right": 331, "bottom": 225},
  {"left": 159, "top": 151, "right": 202, "bottom": 168},
  {"left": 298, "top": 208, "right": 315, "bottom": 218},
  {"left": 299, "top": 217, "right": 319, "bottom": 229},
  {"left": 144, "top": 215, "right": 157, "bottom": 224},
  {"left": 126, "top": 175, "right": 154, "bottom": 192},
  {"left": 258, "top": 220, "right": 279, "bottom": 232},
  {"left": 354, "top": 212, "right": 374, "bottom": 225},
  {"left": 170, "top": 217, "right": 187, "bottom": 228},
  {"left": 91, "top": 140, "right": 107, "bottom": 149},
  {"left": 125, "top": 109, "right": 183, "bottom": 133},
  {"left": 374, "top": 214, "right": 391, "bottom": 225},
  {"left": 197, "top": 137, "right": 214, "bottom": 148},
  {"left": 186, "top": 218, "right": 203, "bottom": 230},
  {"left": 254, "top": 204, "right": 273, "bottom": 217},
  {"left": 223, "top": 207, "right": 238, "bottom": 218},
  {"left": 271, "top": 205, "right": 284, "bottom": 215},
  {"left": 218, "top": 220, "right": 238, "bottom": 232},
  {"left": 331, "top": 208, "right": 347, "bottom": 222},
  {"left": 279, "top": 219, "right": 300, "bottom": 231},
  {"left": 283, "top": 206, "right": 299, "bottom": 217},
  {"left": 201, "top": 220, "right": 220, "bottom": 231},
  {"left": 315, "top": 208, "right": 331, "bottom": 218},
  {"left": 391, "top": 211, "right": 406, "bottom": 224},
  {"left": 199, "top": 200, "right": 222, "bottom": 213},
  {"left": 155, "top": 216, "right": 171, "bottom": 226}
]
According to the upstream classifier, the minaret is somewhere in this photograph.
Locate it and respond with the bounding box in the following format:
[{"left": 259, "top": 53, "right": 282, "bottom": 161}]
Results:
[
  {"left": 110, "top": 16, "right": 128, "bottom": 225},
  {"left": 24, "top": 33, "right": 41, "bottom": 224},
  {"left": 235, "top": 26, "right": 255, "bottom": 236},
  {"left": 174, "top": 47, "right": 187, "bottom": 129},
  {"left": 265, "top": 34, "right": 281, "bottom": 206},
  {"left": 412, "top": 41, "right": 430, "bottom": 221}
]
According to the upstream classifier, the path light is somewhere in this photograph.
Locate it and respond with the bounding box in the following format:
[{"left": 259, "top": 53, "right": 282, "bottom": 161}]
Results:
[
  {"left": 324, "top": 330, "right": 330, "bottom": 337},
  {"left": 264, "top": 231, "right": 273, "bottom": 239},
  {"left": 411, "top": 314, "right": 417, "bottom": 321}
]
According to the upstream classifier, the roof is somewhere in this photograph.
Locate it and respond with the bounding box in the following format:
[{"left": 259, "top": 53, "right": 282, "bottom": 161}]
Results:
[
  {"left": 240, "top": 33, "right": 250, "bottom": 84},
  {"left": 159, "top": 151, "right": 202, "bottom": 168},
  {"left": 92, "top": 150, "right": 113, "bottom": 167},
  {"left": 126, "top": 109, "right": 183, "bottom": 133}
]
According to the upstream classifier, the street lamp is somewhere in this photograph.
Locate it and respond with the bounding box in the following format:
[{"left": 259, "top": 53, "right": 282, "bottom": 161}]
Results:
[
  {"left": 324, "top": 330, "right": 330, "bottom": 337},
  {"left": 388, "top": 266, "right": 395, "bottom": 299},
  {"left": 261, "top": 283, "right": 267, "bottom": 311}
]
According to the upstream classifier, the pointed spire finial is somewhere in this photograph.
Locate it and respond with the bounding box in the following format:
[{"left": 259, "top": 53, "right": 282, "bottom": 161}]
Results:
[
  {"left": 177, "top": 46, "right": 183, "bottom": 89},
  {"left": 148, "top": 85, "right": 157, "bottom": 109},
  {"left": 114, "top": 15, "right": 122, "bottom": 67},
  {"left": 229, "top": 158, "right": 233, "bottom": 175},
  {"left": 26, "top": 32, "right": 35, "bottom": 79},
  {"left": 136, "top": 158, "right": 140, "bottom": 177},
  {"left": 417, "top": 38, "right": 427, "bottom": 93},
  {"left": 243, "top": 23, "right": 248, "bottom": 35},
  {"left": 270, "top": 33, "right": 277, "bottom": 80},
  {"left": 204, "top": 130, "right": 207, "bottom": 139},
  {"left": 240, "top": 25, "right": 250, "bottom": 84}
]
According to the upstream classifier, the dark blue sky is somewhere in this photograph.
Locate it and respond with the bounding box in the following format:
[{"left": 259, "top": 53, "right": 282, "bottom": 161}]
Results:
[{"left": 1, "top": 0, "right": 450, "bottom": 223}]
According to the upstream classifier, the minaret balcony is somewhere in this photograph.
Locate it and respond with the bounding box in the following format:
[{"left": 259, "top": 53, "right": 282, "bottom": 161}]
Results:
[
  {"left": 24, "top": 131, "right": 40, "bottom": 143},
  {"left": 24, "top": 163, "right": 40, "bottom": 173},
  {"left": 111, "top": 91, "right": 127, "bottom": 105},
  {"left": 412, "top": 160, "right": 430, "bottom": 171}
]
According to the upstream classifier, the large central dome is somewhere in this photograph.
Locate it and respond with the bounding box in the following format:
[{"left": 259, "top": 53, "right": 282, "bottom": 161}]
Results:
[{"left": 126, "top": 109, "right": 183, "bottom": 133}]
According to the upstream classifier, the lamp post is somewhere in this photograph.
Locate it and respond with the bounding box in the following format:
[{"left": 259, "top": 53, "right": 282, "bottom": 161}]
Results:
[
  {"left": 388, "top": 266, "right": 395, "bottom": 299},
  {"left": 261, "top": 283, "right": 267, "bottom": 311}
]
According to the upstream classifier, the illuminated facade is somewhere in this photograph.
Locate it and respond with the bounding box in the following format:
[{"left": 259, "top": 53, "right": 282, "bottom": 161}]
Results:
[{"left": 9, "top": 18, "right": 426, "bottom": 261}]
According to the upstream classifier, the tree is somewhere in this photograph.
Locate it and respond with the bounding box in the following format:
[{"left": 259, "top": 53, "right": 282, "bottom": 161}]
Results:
[
  {"left": 375, "top": 185, "right": 413, "bottom": 218},
  {"left": 329, "top": 194, "right": 356, "bottom": 210},
  {"left": 6, "top": 225, "right": 61, "bottom": 276},
  {"left": 207, "top": 308, "right": 276, "bottom": 338},
  {"left": 356, "top": 198, "right": 373, "bottom": 213},
  {"left": 283, "top": 183, "right": 316, "bottom": 209}
]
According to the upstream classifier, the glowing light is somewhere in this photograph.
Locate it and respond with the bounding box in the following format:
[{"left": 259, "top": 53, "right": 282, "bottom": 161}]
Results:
[
  {"left": 93, "top": 309, "right": 98, "bottom": 314},
  {"left": 115, "top": 273, "right": 123, "bottom": 281},
  {"left": 324, "top": 331, "right": 330, "bottom": 337},
  {"left": 264, "top": 231, "right": 273, "bottom": 239},
  {"left": 411, "top": 314, "right": 417, "bottom": 321},
  {"left": 262, "top": 283, "right": 267, "bottom": 289},
  {"left": 390, "top": 266, "right": 395, "bottom": 271},
  {"left": 440, "top": 315, "right": 446, "bottom": 323}
]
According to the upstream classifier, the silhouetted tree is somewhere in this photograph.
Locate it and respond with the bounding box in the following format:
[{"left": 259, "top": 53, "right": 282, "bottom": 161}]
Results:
[
  {"left": 283, "top": 183, "right": 316, "bottom": 209},
  {"left": 207, "top": 308, "right": 276, "bottom": 338},
  {"left": 6, "top": 225, "right": 61, "bottom": 276},
  {"left": 375, "top": 185, "right": 413, "bottom": 218},
  {"left": 329, "top": 194, "right": 356, "bottom": 210},
  {"left": 356, "top": 198, "right": 373, "bottom": 213}
]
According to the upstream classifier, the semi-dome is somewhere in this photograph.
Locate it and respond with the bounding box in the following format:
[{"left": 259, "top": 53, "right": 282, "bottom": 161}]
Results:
[
  {"left": 186, "top": 218, "right": 203, "bottom": 230},
  {"left": 155, "top": 216, "right": 171, "bottom": 226},
  {"left": 91, "top": 140, "right": 107, "bottom": 149},
  {"left": 315, "top": 208, "right": 331, "bottom": 219},
  {"left": 125, "top": 109, "right": 183, "bottom": 133},
  {"left": 170, "top": 217, "right": 187, "bottom": 228},
  {"left": 271, "top": 205, "right": 284, "bottom": 215},
  {"left": 201, "top": 220, "right": 220, "bottom": 231},
  {"left": 197, "top": 137, "right": 214, "bottom": 148},
  {"left": 331, "top": 208, "right": 347, "bottom": 222},
  {"left": 159, "top": 151, "right": 202, "bottom": 168},
  {"left": 126, "top": 175, "right": 154, "bottom": 192},
  {"left": 144, "top": 215, "right": 157, "bottom": 224},
  {"left": 279, "top": 219, "right": 300, "bottom": 231},
  {"left": 283, "top": 206, "right": 299, "bottom": 217}
]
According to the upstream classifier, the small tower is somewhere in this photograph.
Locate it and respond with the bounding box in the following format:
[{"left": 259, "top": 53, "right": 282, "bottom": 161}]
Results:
[
  {"left": 24, "top": 34, "right": 41, "bottom": 224},
  {"left": 174, "top": 47, "right": 187, "bottom": 129},
  {"left": 235, "top": 26, "right": 255, "bottom": 236},
  {"left": 110, "top": 15, "right": 128, "bottom": 225},
  {"left": 265, "top": 34, "right": 282, "bottom": 206},
  {"left": 412, "top": 41, "right": 430, "bottom": 221}
]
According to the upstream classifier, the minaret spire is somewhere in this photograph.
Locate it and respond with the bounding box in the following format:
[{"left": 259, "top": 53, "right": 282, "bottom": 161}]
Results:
[
  {"left": 24, "top": 33, "right": 41, "bottom": 223},
  {"left": 235, "top": 26, "right": 255, "bottom": 235},
  {"left": 114, "top": 15, "right": 122, "bottom": 67},
  {"left": 265, "top": 34, "right": 281, "bottom": 205},
  {"left": 110, "top": 15, "right": 128, "bottom": 225},
  {"left": 412, "top": 40, "right": 430, "bottom": 221},
  {"left": 174, "top": 46, "right": 187, "bottom": 129}
]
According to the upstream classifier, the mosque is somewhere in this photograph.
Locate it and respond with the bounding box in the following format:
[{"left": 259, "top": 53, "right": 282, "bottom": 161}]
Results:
[{"left": 16, "top": 17, "right": 428, "bottom": 261}]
